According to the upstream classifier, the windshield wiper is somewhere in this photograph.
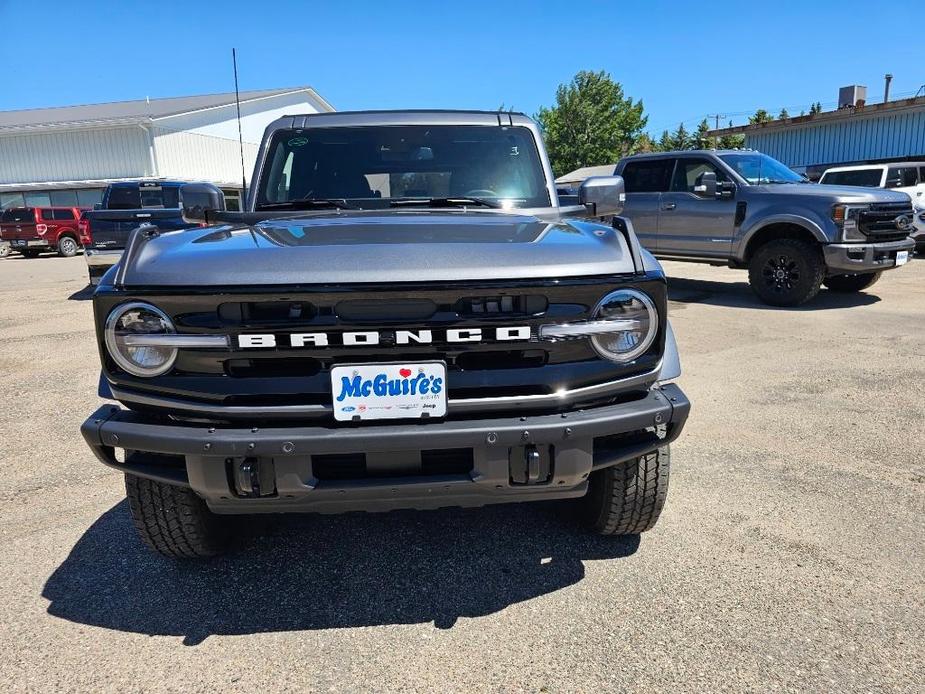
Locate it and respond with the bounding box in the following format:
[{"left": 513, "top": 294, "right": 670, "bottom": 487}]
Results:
[
  {"left": 389, "top": 196, "right": 500, "bottom": 209},
  {"left": 256, "top": 198, "right": 358, "bottom": 211}
]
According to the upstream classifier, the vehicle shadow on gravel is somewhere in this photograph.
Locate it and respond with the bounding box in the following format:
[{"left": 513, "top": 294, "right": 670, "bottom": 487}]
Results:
[
  {"left": 667, "top": 276, "right": 881, "bottom": 311},
  {"left": 43, "top": 500, "right": 639, "bottom": 645}
]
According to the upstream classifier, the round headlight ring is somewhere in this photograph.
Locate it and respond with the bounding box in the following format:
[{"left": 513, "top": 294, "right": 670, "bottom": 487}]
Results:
[
  {"left": 104, "top": 301, "right": 178, "bottom": 377},
  {"left": 590, "top": 289, "right": 658, "bottom": 363}
]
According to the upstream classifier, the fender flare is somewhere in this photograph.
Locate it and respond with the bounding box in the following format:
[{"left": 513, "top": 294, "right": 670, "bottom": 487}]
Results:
[{"left": 736, "top": 213, "right": 829, "bottom": 262}]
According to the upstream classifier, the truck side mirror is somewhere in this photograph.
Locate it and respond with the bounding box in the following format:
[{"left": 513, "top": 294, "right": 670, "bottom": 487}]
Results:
[
  {"left": 180, "top": 183, "right": 226, "bottom": 223},
  {"left": 578, "top": 175, "right": 625, "bottom": 218},
  {"left": 693, "top": 171, "right": 717, "bottom": 198}
]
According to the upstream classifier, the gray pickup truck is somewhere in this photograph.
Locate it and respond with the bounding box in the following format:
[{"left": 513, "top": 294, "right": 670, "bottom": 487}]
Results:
[
  {"left": 80, "top": 110, "right": 690, "bottom": 558},
  {"left": 615, "top": 150, "right": 916, "bottom": 306}
]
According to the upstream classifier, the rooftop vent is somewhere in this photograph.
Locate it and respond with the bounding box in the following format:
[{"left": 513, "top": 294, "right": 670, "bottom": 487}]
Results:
[{"left": 838, "top": 85, "right": 867, "bottom": 109}]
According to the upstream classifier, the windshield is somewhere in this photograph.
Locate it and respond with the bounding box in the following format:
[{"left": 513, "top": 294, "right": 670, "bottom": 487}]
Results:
[
  {"left": 256, "top": 125, "right": 550, "bottom": 209},
  {"left": 819, "top": 169, "right": 883, "bottom": 187},
  {"left": 718, "top": 153, "right": 804, "bottom": 185}
]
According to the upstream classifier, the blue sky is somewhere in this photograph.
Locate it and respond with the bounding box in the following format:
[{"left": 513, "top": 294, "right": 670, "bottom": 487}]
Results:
[{"left": 1, "top": 0, "right": 920, "bottom": 135}]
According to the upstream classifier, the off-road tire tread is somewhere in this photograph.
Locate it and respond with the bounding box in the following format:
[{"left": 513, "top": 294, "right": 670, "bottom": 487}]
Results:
[
  {"left": 748, "top": 238, "right": 825, "bottom": 306},
  {"left": 583, "top": 447, "right": 670, "bottom": 535},
  {"left": 125, "top": 474, "right": 229, "bottom": 558}
]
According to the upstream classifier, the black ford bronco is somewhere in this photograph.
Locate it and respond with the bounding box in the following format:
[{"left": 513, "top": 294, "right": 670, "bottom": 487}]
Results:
[{"left": 80, "top": 111, "right": 690, "bottom": 558}]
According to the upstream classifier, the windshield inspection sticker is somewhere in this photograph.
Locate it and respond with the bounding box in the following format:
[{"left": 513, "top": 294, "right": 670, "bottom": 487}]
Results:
[{"left": 288, "top": 137, "right": 309, "bottom": 148}]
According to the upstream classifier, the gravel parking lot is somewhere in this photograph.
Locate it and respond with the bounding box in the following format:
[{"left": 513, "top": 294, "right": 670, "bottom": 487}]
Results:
[{"left": 1, "top": 253, "right": 922, "bottom": 692}]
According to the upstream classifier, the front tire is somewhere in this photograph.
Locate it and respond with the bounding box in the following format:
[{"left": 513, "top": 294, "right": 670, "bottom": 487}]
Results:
[
  {"left": 580, "top": 447, "right": 671, "bottom": 535},
  {"left": 125, "top": 474, "right": 231, "bottom": 558},
  {"left": 57, "top": 235, "right": 79, "bottom": 257},
  {"left": 823, "top": 271, "right": 881, "bottom": 293},
  {"left": 748, "top": 238, "right": 825, "bottom": 306}
]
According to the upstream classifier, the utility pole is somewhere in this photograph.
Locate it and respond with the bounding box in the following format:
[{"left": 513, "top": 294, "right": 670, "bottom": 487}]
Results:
[{"left": 707, "top": 114, "right": 726, "bottom": 148}]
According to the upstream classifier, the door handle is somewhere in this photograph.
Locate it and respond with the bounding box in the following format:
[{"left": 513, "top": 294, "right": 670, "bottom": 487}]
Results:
[{"left": 662, "top": 203, "right": 676, "bottom": 211}]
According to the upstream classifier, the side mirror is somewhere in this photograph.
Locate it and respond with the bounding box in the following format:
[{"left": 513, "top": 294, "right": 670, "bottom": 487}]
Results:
[
  {"left": 578, "top": 175, "right": 625, "bottom": 217},
  {"left": 693, "top": 171, "right": 717, "bottom": 198},
  {"left": 885, "top": 177, "right": 902, "bottom": 188},
  {"left": 180, "top": 183, "right": 226, "bottom": 223}
]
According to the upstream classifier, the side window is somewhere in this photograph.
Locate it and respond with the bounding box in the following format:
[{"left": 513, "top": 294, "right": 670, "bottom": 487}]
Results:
[
  {"left": 39, "top": 208, "right": 55, "bottom": 220},
  {"left": 670, "top": 158, "right": 727, "bottom": 193},
  {"left": 886, "top": 167, "right": 918, "bottom": 187},
  {"left": 53, "top": 209, "right": 76, "bottom": 220},
  {"left": 621, "top": 160, "right": 674, "bottom": 193}
]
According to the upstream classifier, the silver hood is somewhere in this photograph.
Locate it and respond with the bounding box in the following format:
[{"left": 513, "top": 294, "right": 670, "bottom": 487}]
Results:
[{"left": 113, "top": 210, "right": 637, "bottom": 287}]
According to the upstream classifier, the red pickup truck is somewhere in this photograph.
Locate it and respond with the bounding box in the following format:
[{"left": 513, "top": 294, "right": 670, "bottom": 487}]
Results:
[{"left": 0, "top": 206, "right": 89, "bottom": 258}]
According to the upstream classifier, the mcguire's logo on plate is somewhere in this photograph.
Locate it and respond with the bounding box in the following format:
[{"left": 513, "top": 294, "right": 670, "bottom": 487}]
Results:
[{"left": 331, "top": 362, "right": 447, "bottom": 422}]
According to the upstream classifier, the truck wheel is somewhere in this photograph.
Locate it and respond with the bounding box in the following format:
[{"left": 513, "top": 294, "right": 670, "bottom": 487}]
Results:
[
  {"left": 125, "top": 474, "right": 231, "bottom": 558},
  {"left": 823, "top": 272, "right": 881, "bottom": 293},
  {"left": 748, "top": 238, "right": 825, "bottom": 306},
  {"left": 57, "top": 236, "right": 79, "bottom": 257},
  {"left": 580, "top": 447, "right": 670, "bottom": 535}
]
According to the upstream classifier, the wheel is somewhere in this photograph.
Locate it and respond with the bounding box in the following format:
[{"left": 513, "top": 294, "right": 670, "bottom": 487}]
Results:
[
  {"left": 823, "top": 271, "right": 881, "bottom": 293},
  {"left": 125, "top": 474, "right": 231, "bottom": 558},
  {"left": 747, "top": 238, "right": 825, "bottom": 306},
  {"left": 19, "top": 249, "right": 41, "bottom": 258},
  {"left": 0, "top": 243, "right": 9, "bottom": 258},
  {"left": 57, "top": 235, "right": 79, "bottom": 257},
  {"left": 580, "top": 447, "right": 670, "bottom": 535}
]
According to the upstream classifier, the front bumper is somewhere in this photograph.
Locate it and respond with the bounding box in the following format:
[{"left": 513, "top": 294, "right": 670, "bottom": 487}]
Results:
[
  {"left": 81, "top": 383, "right": 690, "bottom": 514},
  {"left": 85, "top": 249, "right": 122, "bottom": 284},
  {"left": 823, "top": 238, "right": 914, "bottom": 273}
]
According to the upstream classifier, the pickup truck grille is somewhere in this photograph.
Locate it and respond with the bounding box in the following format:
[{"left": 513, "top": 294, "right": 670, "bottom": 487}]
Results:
[
  {"left": 858, "top": 202, "right": 914, "bottom": 242},
  {"left": 94, "top": 276, "right": 666, "bottom": 422}
]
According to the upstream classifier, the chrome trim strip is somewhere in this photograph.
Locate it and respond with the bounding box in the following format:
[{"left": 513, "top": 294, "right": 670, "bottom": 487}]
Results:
[
  {"left": 539, "top": 319, "right": 642, "bottom": 339},
  {"left": 121, "top": 334, "right": 230, "bottom": 348},
  {"left": 108, "top": 363, "right": 661, "bottom": 420}
]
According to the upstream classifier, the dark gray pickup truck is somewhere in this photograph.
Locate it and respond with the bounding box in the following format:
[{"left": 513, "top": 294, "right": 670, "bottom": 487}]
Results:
[
  {"left": 615, "top": 150, "right": 915, "bottom": 306},
  {"left": 80, "top": 110, "right": 690, "bottom": 558}
]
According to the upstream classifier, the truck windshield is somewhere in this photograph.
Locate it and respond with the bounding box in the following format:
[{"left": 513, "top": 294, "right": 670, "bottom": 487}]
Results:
[
  {"left": 819, "top": 169, "right": 883, "bottom": 187},
  {"left": 256, "top": 125, "right": 550, "bottom": 210},
  {"left": 718, "top": 153, "right": 804, "bottom": 185}
]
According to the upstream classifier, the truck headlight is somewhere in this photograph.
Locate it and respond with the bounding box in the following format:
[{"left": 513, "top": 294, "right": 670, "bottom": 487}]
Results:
[
  {"left": 104, "top": 302, "right": 178, "bottom": 377},
  {"left": 832, "top": 204, "right": 868, "bottom": 242},
  {"left": 539, "top": 289, "right": 658, "bottom": 363}
]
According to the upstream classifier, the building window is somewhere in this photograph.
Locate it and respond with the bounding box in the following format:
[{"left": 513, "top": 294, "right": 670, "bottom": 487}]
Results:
[
  {"left": 76, "top": 189, "right": 104, "bottom": 208},
  {"left": 24, "top": 192, "right": 52, "bottom": 207},
  {"left": 50, "top": 190, "right": 79, "bottom": 207},
  {"left": 0, "top": 193, "right": 26, "bottom": 209},
  {"left": 222, "top": 189, "right": 242, "bottom": 211}
]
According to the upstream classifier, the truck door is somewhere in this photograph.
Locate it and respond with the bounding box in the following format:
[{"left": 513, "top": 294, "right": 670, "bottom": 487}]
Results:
[
  {"left": 657, "top": 157, "right": 737, "bottom": 258},
  {"left": 620, "top": 158, "right": 675, "bottom": 253}
]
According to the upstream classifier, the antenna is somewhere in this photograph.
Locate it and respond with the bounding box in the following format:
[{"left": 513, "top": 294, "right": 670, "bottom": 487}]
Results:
[{"left": 232, "top": 48, "right": 248, "bottom": 206}]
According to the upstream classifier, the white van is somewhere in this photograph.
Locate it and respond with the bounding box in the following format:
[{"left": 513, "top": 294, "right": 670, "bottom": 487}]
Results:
[{"left": 819, "top": 162, "right": 925, "bottom": 249}]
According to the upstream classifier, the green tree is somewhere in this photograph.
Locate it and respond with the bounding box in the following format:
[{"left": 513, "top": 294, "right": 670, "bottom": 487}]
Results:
[
  {"left": 670, "top": 123, "right": 691, "bottom": 150},
  {"left": 719, "top": 120, "right": 745, "bottom": 149},
  {"left": 778, "top": 108, "right": 790, "bottom": 120},
  {"left": 633, "top": 132, "right": 657, "bottom": 153},
  {"left": 694, "top": 118, "right": 712, "bottom": 149},
  {"left": 749, "top": 109, "right": 773, "bottom": 125},
  {"left": 809, "top": 102, "right": 822, "bottom": 115},
  {"left": 535, "top": 70, "right": 647, "bottom": 176},
  {"left": 657, "top": 130, "right": 673, "bottom": 151}
]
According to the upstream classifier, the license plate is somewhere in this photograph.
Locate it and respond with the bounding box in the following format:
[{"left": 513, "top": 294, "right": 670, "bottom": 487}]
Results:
[
  {"left": 12, "top": 240, "right": 25, "bottom": 247},
  {"left": 27, "top": 240, "right": 45, "bottom": 247},
  {"left": 331, "top": 362, "right": 447, "bottom": 422},
  {"left": 896, "top": 250, "right": 909, "bottom": 266}
]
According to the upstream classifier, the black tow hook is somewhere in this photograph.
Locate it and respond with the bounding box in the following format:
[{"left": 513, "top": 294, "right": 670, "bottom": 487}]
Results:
[
  {"left": 232, "top": 457, "right": 277, "bottom": 498},
  {"left": 509, "top": 444, "right": 553, "bottom": 485}
]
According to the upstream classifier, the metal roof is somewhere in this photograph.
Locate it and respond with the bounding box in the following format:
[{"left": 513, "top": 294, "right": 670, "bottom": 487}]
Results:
[
  {"left": 555, "top": 164, "right": 617, "bottom": 185},
  {"left": 0, "top": 87, "right": 333, "bottom": 131}
]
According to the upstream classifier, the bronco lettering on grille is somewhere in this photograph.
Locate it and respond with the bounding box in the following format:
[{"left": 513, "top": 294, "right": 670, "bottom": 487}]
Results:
[{"left": 237, "top": 326, "right": 532, "bottom": 349}]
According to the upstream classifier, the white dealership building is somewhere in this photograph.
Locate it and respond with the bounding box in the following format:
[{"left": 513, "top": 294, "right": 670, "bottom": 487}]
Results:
[{"left": 0, "top": 86, "right": 334, "bottom": 211}]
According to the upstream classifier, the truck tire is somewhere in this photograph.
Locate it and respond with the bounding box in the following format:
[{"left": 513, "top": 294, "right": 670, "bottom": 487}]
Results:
[
  {"left": 125, "top": 474, "right": 231, "bottom": 558},
  {"left": 57, "top": 235, "right": 79, "bottom": 257},
  {"left": 747, "top": 238, "right": 825, "bottom": 306},
  {"left": 823, "top": 271, "right": 881, "bottom": 293},
  {"left": 580, "top": 447, "right": 670, "bottom": 535}
]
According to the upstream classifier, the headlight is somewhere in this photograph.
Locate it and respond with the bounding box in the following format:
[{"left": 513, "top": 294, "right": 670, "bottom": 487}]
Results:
[
  {"left": 539, "top": 289, "right": 658, "bottom": 363},
  {"left": 104, "top": 302, "right": 178, "bottom": 377},
  {"left": 832, "top": 204, "right": 868, "bottom": 241}
]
